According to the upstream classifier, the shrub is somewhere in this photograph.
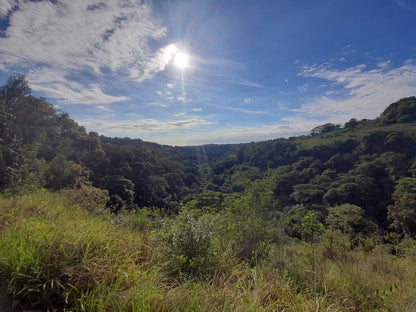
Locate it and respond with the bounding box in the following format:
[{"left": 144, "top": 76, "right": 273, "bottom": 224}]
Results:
[
  {"left": 159, "top": 210, "right": 219, "bottom": 276},
  {"left": 60, "top": 185, "right": 109, "bottom": 214}
]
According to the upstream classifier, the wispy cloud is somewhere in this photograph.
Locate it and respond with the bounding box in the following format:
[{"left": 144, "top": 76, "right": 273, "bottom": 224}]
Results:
[
  {"left": 95, "top": 105, "right": 112, "bottom": 112},
  {"left": 298, "top": 60, "right": 416, "bottom": 122},
  {"left": 207, "top": 103, "right": 270, "bottom": 115},
  {"left": 0, "top": 0, "right": 175, "bottom": 104},
  {"left": 27, "top": 68, "right": 129, "bottom": 104},
  {"left": 378, "top": 60, "right": 391, "bottom": 68},
  {"left": 177, "top": 95, "right": 192, "bottom": 103},
  {"left": 393, "top": 0, "right": 416, "bottom": 12},
  {"left": 244, "top": 98, "right": 252, "bottom": 104},
  {"left": 231, "top": 78, "right": 264, "bottom": 88},
  {"left": 81, "top": 118, "right": 216, "bottom": 135},
  {"left": 174, "top": 112, "right": 186, "bottom": 117},
  {"left": 0, "top": 0, "right": 14, "bottom": 18}
]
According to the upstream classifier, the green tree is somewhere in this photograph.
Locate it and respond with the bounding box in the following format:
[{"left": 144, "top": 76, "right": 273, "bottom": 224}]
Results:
[
  {"left": 310, "top": 123, "right": 339, "bottom": 136},
  {"left": 46, "top": 154, "right": 89, "bottom": 190},
  {"left": 392, "top": 177, "right": 416, "bottom": 201},
  {"left": 0, "top": 75, "right": 31, "bottom": 99},
  {"left": 326, "top": 204, "right": 371, "bottom": 237},
  {"left": 380, "top": 97, "right": 416, "bottom": 124},
  {"left": 104, "top": 175, "right": 135, "bottom": 211},
  {"left": 301, "top": 213, "right": 324, "bottom": 243},
  {"left": 388, "top": 193, "right": 416, "bottom": 236}
]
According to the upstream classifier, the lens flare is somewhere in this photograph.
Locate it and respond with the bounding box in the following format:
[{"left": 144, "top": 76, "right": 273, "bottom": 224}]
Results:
[{"left": 174, "top": 52, "right": 189, "bottom": 69}]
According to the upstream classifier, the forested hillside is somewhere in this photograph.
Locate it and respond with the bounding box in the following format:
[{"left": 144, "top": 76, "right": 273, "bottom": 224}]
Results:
[
  {"left": 2, "top": 75, "right": 416, "bottom": 311},
  {"left": 2, "top": 75, "right": 416, "bottom": 234},
  {"left": 2, "top": 74, "right": 416, "bottom": 235},
  {"left": 0, "top": 75, "right": 237, "bottom": 212}
]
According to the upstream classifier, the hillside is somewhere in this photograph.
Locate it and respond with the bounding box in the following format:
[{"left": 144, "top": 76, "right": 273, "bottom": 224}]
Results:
[{"left": 2, "top": 76, "right": 416, "bottom": 310}]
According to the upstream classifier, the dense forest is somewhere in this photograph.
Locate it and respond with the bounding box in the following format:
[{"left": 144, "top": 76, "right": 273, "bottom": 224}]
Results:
[{"left": 2, "top": 75, "right": 416, "bottom": 311}]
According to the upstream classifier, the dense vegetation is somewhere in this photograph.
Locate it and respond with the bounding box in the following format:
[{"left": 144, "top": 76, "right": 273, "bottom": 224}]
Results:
[{"left": 1, "top": 75, "right": 416, "bottom": 311}]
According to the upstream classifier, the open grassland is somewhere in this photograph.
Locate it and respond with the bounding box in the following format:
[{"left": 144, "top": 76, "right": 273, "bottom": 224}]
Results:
[{"left": 1, "top": 191, "right": 416, "bottom": 311}]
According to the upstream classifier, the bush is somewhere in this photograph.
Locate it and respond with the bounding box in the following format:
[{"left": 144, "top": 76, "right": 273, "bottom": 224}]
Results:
[
  {"left": 60, "top": 185, "right": 109, "bottom": 214},
  {"left": 159, "top": 210, "right": 219, "bottom": 276},
  {"left": 126, "top": 207, "right": 163, "bottom": 231}
]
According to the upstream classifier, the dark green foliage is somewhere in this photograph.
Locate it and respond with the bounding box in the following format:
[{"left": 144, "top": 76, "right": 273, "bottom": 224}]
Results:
[
  {"left": 310, "top": 123, "right": 340, "bottom": 136},
  {"left": 381, "top": 96, "right": 416, "bottom": 124},
  {"left": 184, "top": 190, "right": 226, "bottom": 213},
  {"left": 392, "top": 177, "right": 416, "bottom": 201},
  {"left": 0, "top": 74, "right": 31, "bottom": 98},
  {"left": 388, "top": 193, "right": 416, "bottom": 236},
  {"left": 326, "top": 204, "right": 376, "bottom": 237},
  {"left": 160, "top": 210, "right": 219, "bottom": 275},
  {"left": 301, "top": 213, "right": 324, "bottom": 242},
  {"left": 344, "top": 118, "right": 358, "bottom": 129},
  {"left": 2, "top": 75, "right": 416, "bottom": 239}
]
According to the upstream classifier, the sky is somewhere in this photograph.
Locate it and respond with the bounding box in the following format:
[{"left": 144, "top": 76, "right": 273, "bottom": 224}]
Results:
[{"left": 1, "top": 0, "right": 416, "bottom": 146}]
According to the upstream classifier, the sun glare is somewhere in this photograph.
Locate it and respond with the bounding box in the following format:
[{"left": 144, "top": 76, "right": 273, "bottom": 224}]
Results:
[{"left": 174, "top": 52, "right": 189, "bottom": 69}]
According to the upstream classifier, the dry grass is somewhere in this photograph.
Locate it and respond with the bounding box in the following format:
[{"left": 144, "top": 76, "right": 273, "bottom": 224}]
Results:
[{"left": 1, "top": 191, "right": 416, "bottom": 311}]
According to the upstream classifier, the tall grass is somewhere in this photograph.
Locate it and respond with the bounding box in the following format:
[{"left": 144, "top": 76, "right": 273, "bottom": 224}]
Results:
[{"left": 1, "top": 190, "right": 416, "bottom": 311}]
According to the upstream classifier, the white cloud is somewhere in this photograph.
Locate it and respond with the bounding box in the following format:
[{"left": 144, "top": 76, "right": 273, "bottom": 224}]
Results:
[
  {"left": 244, "top": 98, "right": 252, "bottom": 104},
  {"left": 146, "top": 102, "right": 168, "bottom": 108},
  {"left": 378, "top": 60, "right": 391, "bottom": 68},
  {"left": 0, "top": 0, "right": 14, "bottom": 18},
  {"left": 177, "top": 96, "right": 192, "bottom": 103},
  {"left": 27, "top": 68, "right": 129, "bottom": 104},
  {"left": 0, "top": 0, "right": 175, "bottom": 104},
  {"left": 298, "top": 83, "right": 310, "bottom": 92},
  {"left": 298, "top": 61, "right": 416, "bottom": 122},
  {"left": 232, "top": 78, "right": 264, "bottom": 88},
  {"left": 36, "top": 83, "right": 129, "bottom": 105},
  {"left": 192, "top": 107, "right": 203, "bottom": 112},
  {"left": 80, "top": 117, "right": 216, "bottom": 136},
  {"left": 129, "top": 43, "right": 178, "bottom": 82},
  {"left": 393, "top": 0, "right": 416, "bottom": 12},
  {"left": 95, "top": 105, "right": 112, "bottom": 112},
  {"left": 208, "top": 103, "right": 270, "bottom": 115}
]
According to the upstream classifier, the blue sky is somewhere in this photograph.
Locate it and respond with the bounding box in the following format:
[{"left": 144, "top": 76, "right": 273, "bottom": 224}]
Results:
[{"left": 1, "top": 0, "right": 416, "bottom": 145}]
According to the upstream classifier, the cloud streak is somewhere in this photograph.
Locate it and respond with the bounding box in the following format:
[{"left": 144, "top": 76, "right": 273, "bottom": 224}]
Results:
[
  {"left": 207, "top": 103, "right": 270, "bottom": 115},
  {"left": 81, "top": 117, "right": 216, "bottom": 135}
]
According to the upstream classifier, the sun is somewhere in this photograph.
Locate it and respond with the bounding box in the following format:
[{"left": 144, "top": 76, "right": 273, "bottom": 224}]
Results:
[{"left": 174, "top": 52, "right": 189, "bottom": 69}]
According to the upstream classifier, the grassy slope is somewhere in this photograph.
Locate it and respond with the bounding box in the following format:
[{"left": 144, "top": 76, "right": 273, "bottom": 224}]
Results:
[{"left": 1, "top": 191, "right": 416, "bottom": 311}]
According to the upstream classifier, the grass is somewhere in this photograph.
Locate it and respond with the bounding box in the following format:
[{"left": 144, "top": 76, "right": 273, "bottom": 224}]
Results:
[{"left": 1, "top": 190, "right": 416, "bottom": 311}]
